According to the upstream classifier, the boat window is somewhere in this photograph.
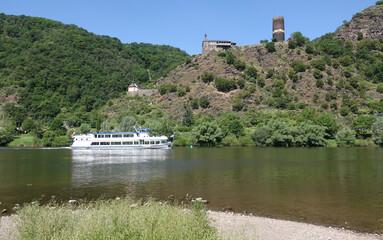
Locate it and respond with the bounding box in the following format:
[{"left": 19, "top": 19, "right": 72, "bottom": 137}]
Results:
[
  {"left": 134, "top": 141, "right": 139, "bottom": 145},
  {"left": 94, "top": 135, "right": 97, "bottom": 138},
  {"left": 123, "top": 134, "right": 134, "bottom": 138},
  {"left": 100, "top": 142, "right": 110, "bottom": 145},
  {"left": 98, "top": 135, "right": 104, "bottom": 138},
  {"left": 156, "top": 141, "right": 160, "bottom": 144},
  {"left": 112, "top": 135, "right": 122, "bottom": 138},
  {"left": 161, "top": 140, "right": 166, "bottom": 143},
  {"left": 105, "top": 135, "right": 111, "bottom": 138},
  {"left": 144, "top": 141, "right": 149, "bottom": 145},
  {"left": 150, "top": 141, "right": 154, "bottom": 144},
  {"left": 91, "top": 142, "right": 100, "bottom": 145},
  {"left": 111, "top": 142, "right": 121, "bottom": 145}
]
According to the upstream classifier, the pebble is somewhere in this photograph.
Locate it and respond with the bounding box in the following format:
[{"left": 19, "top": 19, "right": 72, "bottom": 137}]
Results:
[
  {"left": 130, "top": 204, "right": 138, "bottom": 208},
  {"left": 68, "top": 200, "right": 77, "bottom": 204},
  {"left": 115, "top": 197, "right": 121, "bottom": 200},
  {"left": 1, "top": 209, "right": 7, "bottom": 214}
]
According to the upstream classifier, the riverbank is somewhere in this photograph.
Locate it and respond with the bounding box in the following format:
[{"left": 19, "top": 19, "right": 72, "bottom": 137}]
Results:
[
  {"left": 209, "top": 211, "right": 382, "bottom": 240},
  {"left": 0, "top": 198, "right": 216, "bottom": 240},
  {"left": 1, "top": 199, "right": 382, "bottom": 240}
]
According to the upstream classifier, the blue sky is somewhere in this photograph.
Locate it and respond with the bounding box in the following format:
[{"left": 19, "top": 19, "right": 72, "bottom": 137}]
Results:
[{"left": 1, "top": 0, "right": 378, "bottom": 55}]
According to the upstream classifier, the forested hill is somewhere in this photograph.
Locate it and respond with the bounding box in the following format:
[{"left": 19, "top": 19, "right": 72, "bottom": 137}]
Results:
[{"left": 0, "top": 13, "right": 189, "bottom": 123}]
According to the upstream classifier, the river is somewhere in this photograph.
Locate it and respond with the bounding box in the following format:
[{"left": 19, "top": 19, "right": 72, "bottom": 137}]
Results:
[{"left": 0, "top": 147, "right": 382, "bottom": 233}]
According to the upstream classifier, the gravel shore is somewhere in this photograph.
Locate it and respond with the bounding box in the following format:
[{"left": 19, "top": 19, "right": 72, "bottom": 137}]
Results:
[{"left": 208, "top": 211, "right": 382, "bottom": 240}]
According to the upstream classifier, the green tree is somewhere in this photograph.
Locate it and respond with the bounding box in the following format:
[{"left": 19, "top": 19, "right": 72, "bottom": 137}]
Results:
[
  {"left": 291, "top": 61, "right": 306, "bottom": 72},
  {"left": 315, "top": 113, "right": 339, "bottom": 139},
  {"left": 41, "top": 131, "right": 56, "bottom": 147},
  {"left": 117, "top": 116, "right": 137, "bottom": 132},
  {"left": 0, "top": 124, "right": 14, "bottom": 145},
  {"left": 78, "top": 123, "right": 91, "bottom": 134},
  {"left": 182, "top": 107, "right": 194, "bottom": 127},
  {"left": 372, "top": 117, "right": 383, "bottom": 145},
  {"left": 352, "top": 115, "right": 375, "bottom": 138},
  {"left": 225, "top": 51, "right": 236, "bottom": 64},
  {"left": 252, "top": 120, "right": 294, "bottom": 147},
  {"left": 100, "top": 120, "right": 110, "bottom": 133},
  {"left": 214, "top": 78, "right": 237, "bottom": 92},
  {"left": 217, "top": 112, "right": 244, "bottom": 137},
  {"left": 293, "top": 122, "right": 326, "bottom": 147},
  {"left": 191, "top": 121, "right": 223, "bottom": 146},
  {"left": 21, "top": 118, "right": 36, "bottom": 133},
  {"left": 336, "top": 127, "right": 356, "bottom": 146}
]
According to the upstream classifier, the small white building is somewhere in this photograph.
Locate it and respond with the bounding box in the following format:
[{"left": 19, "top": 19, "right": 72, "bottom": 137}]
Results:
[{"left": 128, "top": 82, "right": 140, "bottom": 92}]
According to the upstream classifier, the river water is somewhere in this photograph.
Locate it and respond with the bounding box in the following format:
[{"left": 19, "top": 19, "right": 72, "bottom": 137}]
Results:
[{"left": 0, "top": 147, "right": 382, "bottom": 233}]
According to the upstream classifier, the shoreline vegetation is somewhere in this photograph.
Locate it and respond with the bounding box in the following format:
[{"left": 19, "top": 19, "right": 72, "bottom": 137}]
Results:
[{"left": 0, "top": 198, "right": 381, "bottom": 240}]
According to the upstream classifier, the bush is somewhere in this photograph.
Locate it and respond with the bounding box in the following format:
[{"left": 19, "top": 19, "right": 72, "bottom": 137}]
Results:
[
  {"left": 336, "top": 127, "right": 356, "bottom": 146},
  {"left": 291, "top": 60, "right": 306, "bottom": 72},
  {"left": 245, "top": 66, "right": 258, "bottom": 79},
  {"left": 313, "top": 70, "right": 323, "bottom": 80},
  {"left": 293, "top": 122, "right": 327, "bottom": 147},
  {"left": 201, "top": 72, "right": 215, "bottom": 83},
  {"left": 340, "top": 106, "right": 350, "bottom": 116},
  {"left": 377, "top": 1, "right": 383, "bottom": 5},
  {"left": 199, "top": 98, "right": 210, "bottom": 109},
  {"left": 214, "top": 78, "right": 237, "bottom": 92},
  {"left": 311, "top": 58, "right": 326, "bottom": 71},
  {"left": 177, "top": 89, "right": 186, "bottom": 97},
  {"left": 377, "top": 83, "right": 383, "bottom": 93},
  {"left": 191, "top": 99, "right": 199, "bottom": 109},
  {"left": 252, "top": 120, "right": 294, "bottom": 147},
  {"left": 257, "top": 78, "right": 265, "bottom": 87},
  {"left": 0, "top": 125, "right": 14, "bottom": 145},
  {"left": 225, "top": 51, "right": 236, "bottom": 64},
  {"left": 325, "top": 92, "right": 337, "bottom": 101},
  {"left": 222, "top": 134, "right": 239, "bottom": 146},
  {"left": 237, "top": 79, "right": 245, "bottom": 89},
  {"left": 234, "top": 60, "right": 246, "bottom": 71},
  {"left": 372, "top": 117, "right": 383, "bottom": 145},
  {"left": 191, "top": 121, "right": 223, "bottom": 146},
  {"left": 357, "top": 32, "right": 363, "bottom": 41},
  {"left": 52, "top": 136, "right": 70, "bottom": 147},
  {"left": 352, "top": 115, "right": 375, "bottom": 138},
  {"left": 78, "top": 123, "right": 91, "bottom": 134},
  {"left": 158, "top": 83, "right": 177, "bottom": 95},
  {"left": 265, "top": 42, "right": 276, "bottom": 53}
]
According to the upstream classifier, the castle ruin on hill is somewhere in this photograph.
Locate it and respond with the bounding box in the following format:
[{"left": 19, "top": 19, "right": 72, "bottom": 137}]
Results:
[
  {"left": 202, "top": 16, "right": 285, "bottom": 55},
  {"left": 202, "top": 34, "right": 236, "bottom": 56}
]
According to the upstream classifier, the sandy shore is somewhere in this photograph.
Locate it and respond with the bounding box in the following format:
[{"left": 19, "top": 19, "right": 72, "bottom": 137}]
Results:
[
  {"left": 208, "top": 211, "right": 382, "bottom": 240},
  {"left": 1, "top": 212, "right": 382, "bottom": 240}
]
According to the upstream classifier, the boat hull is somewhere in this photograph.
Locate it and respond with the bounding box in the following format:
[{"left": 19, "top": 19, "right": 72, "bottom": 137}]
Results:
[{"left": 71, "top": 142, "right": 173, "bottom": 150}]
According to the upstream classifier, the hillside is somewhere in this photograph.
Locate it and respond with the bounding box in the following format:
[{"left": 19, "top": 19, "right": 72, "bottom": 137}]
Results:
[
  {"left": 154, "top": 4, "right": 383, "bottom": 119},
  {"left": 0, "top": 13, "right": 189, "bottom": 125}
]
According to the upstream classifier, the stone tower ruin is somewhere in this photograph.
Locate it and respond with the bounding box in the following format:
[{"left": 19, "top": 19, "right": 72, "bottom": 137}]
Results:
[{"left": 273, "top": 16, "right": 285, "bottom": 42}]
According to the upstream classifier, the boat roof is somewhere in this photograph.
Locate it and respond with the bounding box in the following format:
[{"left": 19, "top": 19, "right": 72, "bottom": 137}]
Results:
[{"left": 86, "top": 129, "right": 152, "bottom": 135}]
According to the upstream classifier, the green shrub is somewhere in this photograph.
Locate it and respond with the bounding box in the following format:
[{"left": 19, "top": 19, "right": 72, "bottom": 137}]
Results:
[
  {"left": 177, "top": 89, "right": 186, "bottom": 97},
  {"left": 214, "top": 78, "right": 237, "bottom": 92},
  {"left": 313, "top": 70, "right": 323, "bottom": 79},
  {"left": 158, "top": 83, "right": 177, "bottom": 95},
  {"left": 217, "top": 51, "right": 226, "bottom": 57},
  {"left": 311, "top": 58, "right": 326, "bottom": 71},
  {"left": 377, "top": 1, "right": 383, "bottom": 5},
  {"left": 191, "top": 121, "right": 223, "bottom": 146},
  {"left": 377, "top": 83, "right": 383, "bottom": 93},
  {"left": 191, "top": 99, "right": 199, "bottom": 109},
  {"left": 357, "top": 32, "right": 363, "bottom": 41},
  {"left": 201, "top": 72, "right": 215, "bottom": 83},
  {"left": 225, "top": 51, "right": 236, "bottom": 64},
  {"left": 265, "top": 42, "right": 276, "bottom": 53},
  {"left": 199, "top": 98, "right": 210, "bottom": 109},
  {"left": 234, "top": 60, "right": 246, "bottom": 71},
  {"left": 185, "top": 85, "right": 190, "bottom": 92},
  {"left": 222, "top": 134, "right": 239, "bottom": 146},
  {"left": 336, "top": 127, "right": 356, "bottom": 146},
  {"left": 245, "top": 66, "right": 258, "bottom": 79},
  {"left": 291, "top": 60, "right": 306, "bottom": 72},
  {"left": 325, "top": 92, "right": 337, "bottom": 101},
  {"left": 257, "top": 78, "right": 265, "bottom": 87},
  {"left": 372, "top": 117, "right": 383, "bottom": 145}
]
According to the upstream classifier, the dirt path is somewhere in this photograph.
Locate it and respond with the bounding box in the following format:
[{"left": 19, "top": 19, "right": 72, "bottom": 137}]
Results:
[{"left": 208, "top": 211, "right": 382, "bottom": 240}]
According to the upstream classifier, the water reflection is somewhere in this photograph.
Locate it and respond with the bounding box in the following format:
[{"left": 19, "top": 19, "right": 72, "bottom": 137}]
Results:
[{"left": 71, "top": 149, "right": 173, "bottom": 187}]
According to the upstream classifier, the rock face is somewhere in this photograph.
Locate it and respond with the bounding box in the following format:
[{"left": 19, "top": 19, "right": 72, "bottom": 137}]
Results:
[{"left": 334, "top": 5, "right": 383, "bottom": 41}]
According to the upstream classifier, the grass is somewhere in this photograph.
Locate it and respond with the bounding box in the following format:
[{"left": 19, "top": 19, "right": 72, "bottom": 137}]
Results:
[
  {"left": 10, "top": 198, "right": 217, "bottom": 240},
  {"left": 7, "top": 134, "right": 38, "bottom": 147}
]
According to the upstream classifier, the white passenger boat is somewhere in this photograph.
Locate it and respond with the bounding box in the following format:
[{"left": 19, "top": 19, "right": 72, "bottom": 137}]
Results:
[{"left": 71, "top": 128, "right": 173, "bottom": 149}]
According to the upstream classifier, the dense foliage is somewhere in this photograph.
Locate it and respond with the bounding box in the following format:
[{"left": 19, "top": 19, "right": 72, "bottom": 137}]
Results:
[{"left": 0, "top": 14, "right": 188, "bottom": 125}]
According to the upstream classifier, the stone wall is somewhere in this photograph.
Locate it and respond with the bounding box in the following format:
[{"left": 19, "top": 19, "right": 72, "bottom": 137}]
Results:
[{"left": 127, "top": 89, "right": 158, "bottom": 96}]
